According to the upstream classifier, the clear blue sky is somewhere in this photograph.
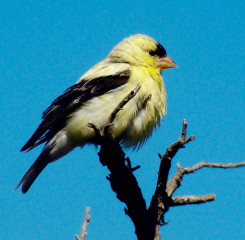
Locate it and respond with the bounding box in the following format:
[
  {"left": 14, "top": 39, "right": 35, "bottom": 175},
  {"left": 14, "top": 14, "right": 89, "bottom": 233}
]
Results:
[{"left": 1, "top": 0, "right": 244, "bottom": 239}]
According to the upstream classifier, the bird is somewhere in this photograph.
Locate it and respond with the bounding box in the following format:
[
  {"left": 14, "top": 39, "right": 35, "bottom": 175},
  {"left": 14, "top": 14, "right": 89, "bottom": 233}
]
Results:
[{"left": 16, "top": 34, "right": 177, "bottom": 193}]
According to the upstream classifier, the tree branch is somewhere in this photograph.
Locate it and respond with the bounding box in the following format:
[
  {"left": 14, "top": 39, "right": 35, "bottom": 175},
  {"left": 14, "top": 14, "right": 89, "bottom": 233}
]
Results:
[
  {"left": 85, "top": 85, "right": 245, "bottom": 240},
  {"left": 88, "top": 83, "right": 141, "bottom": 138},
  {"left": 102, "top": 83, "right": 141, "bottom": 136},
  {"left": 171, "top": 194, "right": 215, "bottom": 206},
  {"left": 148, "top": 120, "right": 195, "bottom": 229},
  {"left": 88, "top": 84, "right": 153, "bottom": 240},
  {"left": 75, "top": 207, "right": 91, "bottom": 240},
  {"left": 166, "top": 161, "right": 245, "bottom": 197},
  {"left": 183, "top": 161, "right": 245, "bottom": 171}
]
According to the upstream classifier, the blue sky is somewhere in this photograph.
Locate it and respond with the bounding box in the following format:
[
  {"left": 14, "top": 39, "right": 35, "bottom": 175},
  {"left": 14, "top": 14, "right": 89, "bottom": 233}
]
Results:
[{"left": 1, "top": 0, "right": 244, "bottom": 239}]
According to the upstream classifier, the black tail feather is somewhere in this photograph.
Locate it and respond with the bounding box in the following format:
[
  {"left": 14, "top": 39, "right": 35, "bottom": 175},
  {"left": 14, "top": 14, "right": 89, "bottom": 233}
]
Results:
[
  {"left": 15, "top": 159, "right": 48, "bottom": 193},
  {"left": 15, "top": 144, "right": 54, "bottom": 193}
]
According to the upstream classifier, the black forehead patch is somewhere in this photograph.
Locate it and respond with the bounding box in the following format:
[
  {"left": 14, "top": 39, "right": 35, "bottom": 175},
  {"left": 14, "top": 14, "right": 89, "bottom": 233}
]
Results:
[{"left": 155, "top": 43, "right": 167, "bottom": 57}]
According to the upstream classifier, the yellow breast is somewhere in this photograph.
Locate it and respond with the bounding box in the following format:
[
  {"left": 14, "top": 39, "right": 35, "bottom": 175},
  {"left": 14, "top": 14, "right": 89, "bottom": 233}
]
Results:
[{"left": 66, "top": 66, "right": 166, "bottom": 148}]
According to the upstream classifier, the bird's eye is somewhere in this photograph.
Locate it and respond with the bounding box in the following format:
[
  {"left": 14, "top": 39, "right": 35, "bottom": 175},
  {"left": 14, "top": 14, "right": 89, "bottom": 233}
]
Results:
[{"left": 149, "top": 50, "right": 155, "bottom": 56}]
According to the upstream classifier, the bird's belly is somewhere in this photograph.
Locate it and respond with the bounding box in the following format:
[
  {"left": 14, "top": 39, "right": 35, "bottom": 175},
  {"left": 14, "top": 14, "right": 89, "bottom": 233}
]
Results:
[
  {"left": 66, "top": 79, "right": 166, "bottom": 148},
  {"left": 66, "top": 84, "right": 138, "bottom": 145},
  {"left": 120, "top": 98, "right": 164, "bottom": 148}
]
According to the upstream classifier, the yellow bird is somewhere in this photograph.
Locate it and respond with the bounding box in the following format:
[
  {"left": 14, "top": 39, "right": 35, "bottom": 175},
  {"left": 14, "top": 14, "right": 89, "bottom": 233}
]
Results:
[{"left": 16, "top": 34, "right": 177, "bottom": 193}]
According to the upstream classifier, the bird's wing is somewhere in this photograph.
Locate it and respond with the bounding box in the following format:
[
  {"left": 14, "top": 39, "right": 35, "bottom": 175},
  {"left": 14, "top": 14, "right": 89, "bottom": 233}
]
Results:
[{"left": 21, "top": 69, "right": 131, "bottom": 152}]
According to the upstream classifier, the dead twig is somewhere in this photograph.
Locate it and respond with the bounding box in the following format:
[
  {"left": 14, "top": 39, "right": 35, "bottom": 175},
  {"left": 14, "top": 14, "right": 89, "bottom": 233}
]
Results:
[
  {"left": 166, "top": 161, "right": 245, "bottom": 197},
  {"left": 75, "top": 207, "right": 91, "bottom": 240},
  {"left": 148, "top": 119, "right": 195, "bottom": 231},
  {"left": 171, "top": 194, "right": 215, "bottom": 206}
]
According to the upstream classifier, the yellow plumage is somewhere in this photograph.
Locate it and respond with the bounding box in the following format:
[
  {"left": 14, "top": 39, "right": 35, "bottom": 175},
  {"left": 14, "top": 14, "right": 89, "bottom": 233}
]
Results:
[
  {"left": 16, "top": 34, "right": 176, "bottom": 193},
  {"left": 68, "top": 65, "right": 166, "bottom": 147},
  {"left": 68, "top": 35, "right": 172, "bottom": 147}
]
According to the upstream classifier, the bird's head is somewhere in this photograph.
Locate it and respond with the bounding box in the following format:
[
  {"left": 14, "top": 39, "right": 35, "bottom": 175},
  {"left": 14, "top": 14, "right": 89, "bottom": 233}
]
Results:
[{"left": 108, "top": 34, "right": 177, "bottom": 72}]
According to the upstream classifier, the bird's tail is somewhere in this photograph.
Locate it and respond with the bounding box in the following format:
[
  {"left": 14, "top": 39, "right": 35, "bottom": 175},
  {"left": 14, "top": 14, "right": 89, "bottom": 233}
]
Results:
[
  {"left": 16, "top": 128, "right": 75, "bottom": 193},
  {"left": 15, "top": 147, "right": 52, "bottom": 193},
  {"left": 15, "top": 158, "right": 48, "bottom": 194}
]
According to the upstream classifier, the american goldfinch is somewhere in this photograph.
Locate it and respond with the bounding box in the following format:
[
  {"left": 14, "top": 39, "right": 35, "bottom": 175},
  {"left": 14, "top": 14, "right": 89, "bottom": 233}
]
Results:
[{"left": 16, "top": 34, "right": 177, "bottom": 193}]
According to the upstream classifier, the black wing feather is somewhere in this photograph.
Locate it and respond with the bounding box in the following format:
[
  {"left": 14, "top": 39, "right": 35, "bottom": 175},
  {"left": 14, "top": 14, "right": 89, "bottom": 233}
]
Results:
[{"left": 21, "top": 70, "right": 130, "bottom": 152}]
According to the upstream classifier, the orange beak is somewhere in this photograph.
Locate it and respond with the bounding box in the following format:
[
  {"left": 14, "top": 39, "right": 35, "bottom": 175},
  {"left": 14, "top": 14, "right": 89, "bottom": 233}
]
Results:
[{"left": 159, "top": 56, "right": 177, "bottom": 69}]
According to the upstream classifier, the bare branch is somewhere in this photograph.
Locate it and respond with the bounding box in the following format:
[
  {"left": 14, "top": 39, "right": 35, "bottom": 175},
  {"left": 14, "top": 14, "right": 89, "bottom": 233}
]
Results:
[
  {"left": 158, "top": 120, "right": 195, "bottom": 193},
  {"left": 166, "top": 167, "right": 187, "bottom": 197},
  {"left": 166, "top": 161, "right": 245, "bottom": 197},
  {"left": 148, "top": 120, "right": 195, "bottom": 232},
  {"left": 87, "top": 87, "right": 245, "bottom": 240},
  {"left": 88, "top": 83, "right": 141, "bottom": 144},
  {"left": 75, "top": 207, "right": 91, "bottom": 240},
  {"left": 184, "top": 161, "right": 245, "bottom": 172},
  {"left": 89, "top": 84, "right": 152, "bottom": 240},
  {"left": 154, "top": 225, "right": 161, "bottom": 240},
  {"left": 171, "top": 194, "right": 215, "bottom": 206},
  {"left": 102, "top": 83, "right": 141, "bottom": 136}
]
